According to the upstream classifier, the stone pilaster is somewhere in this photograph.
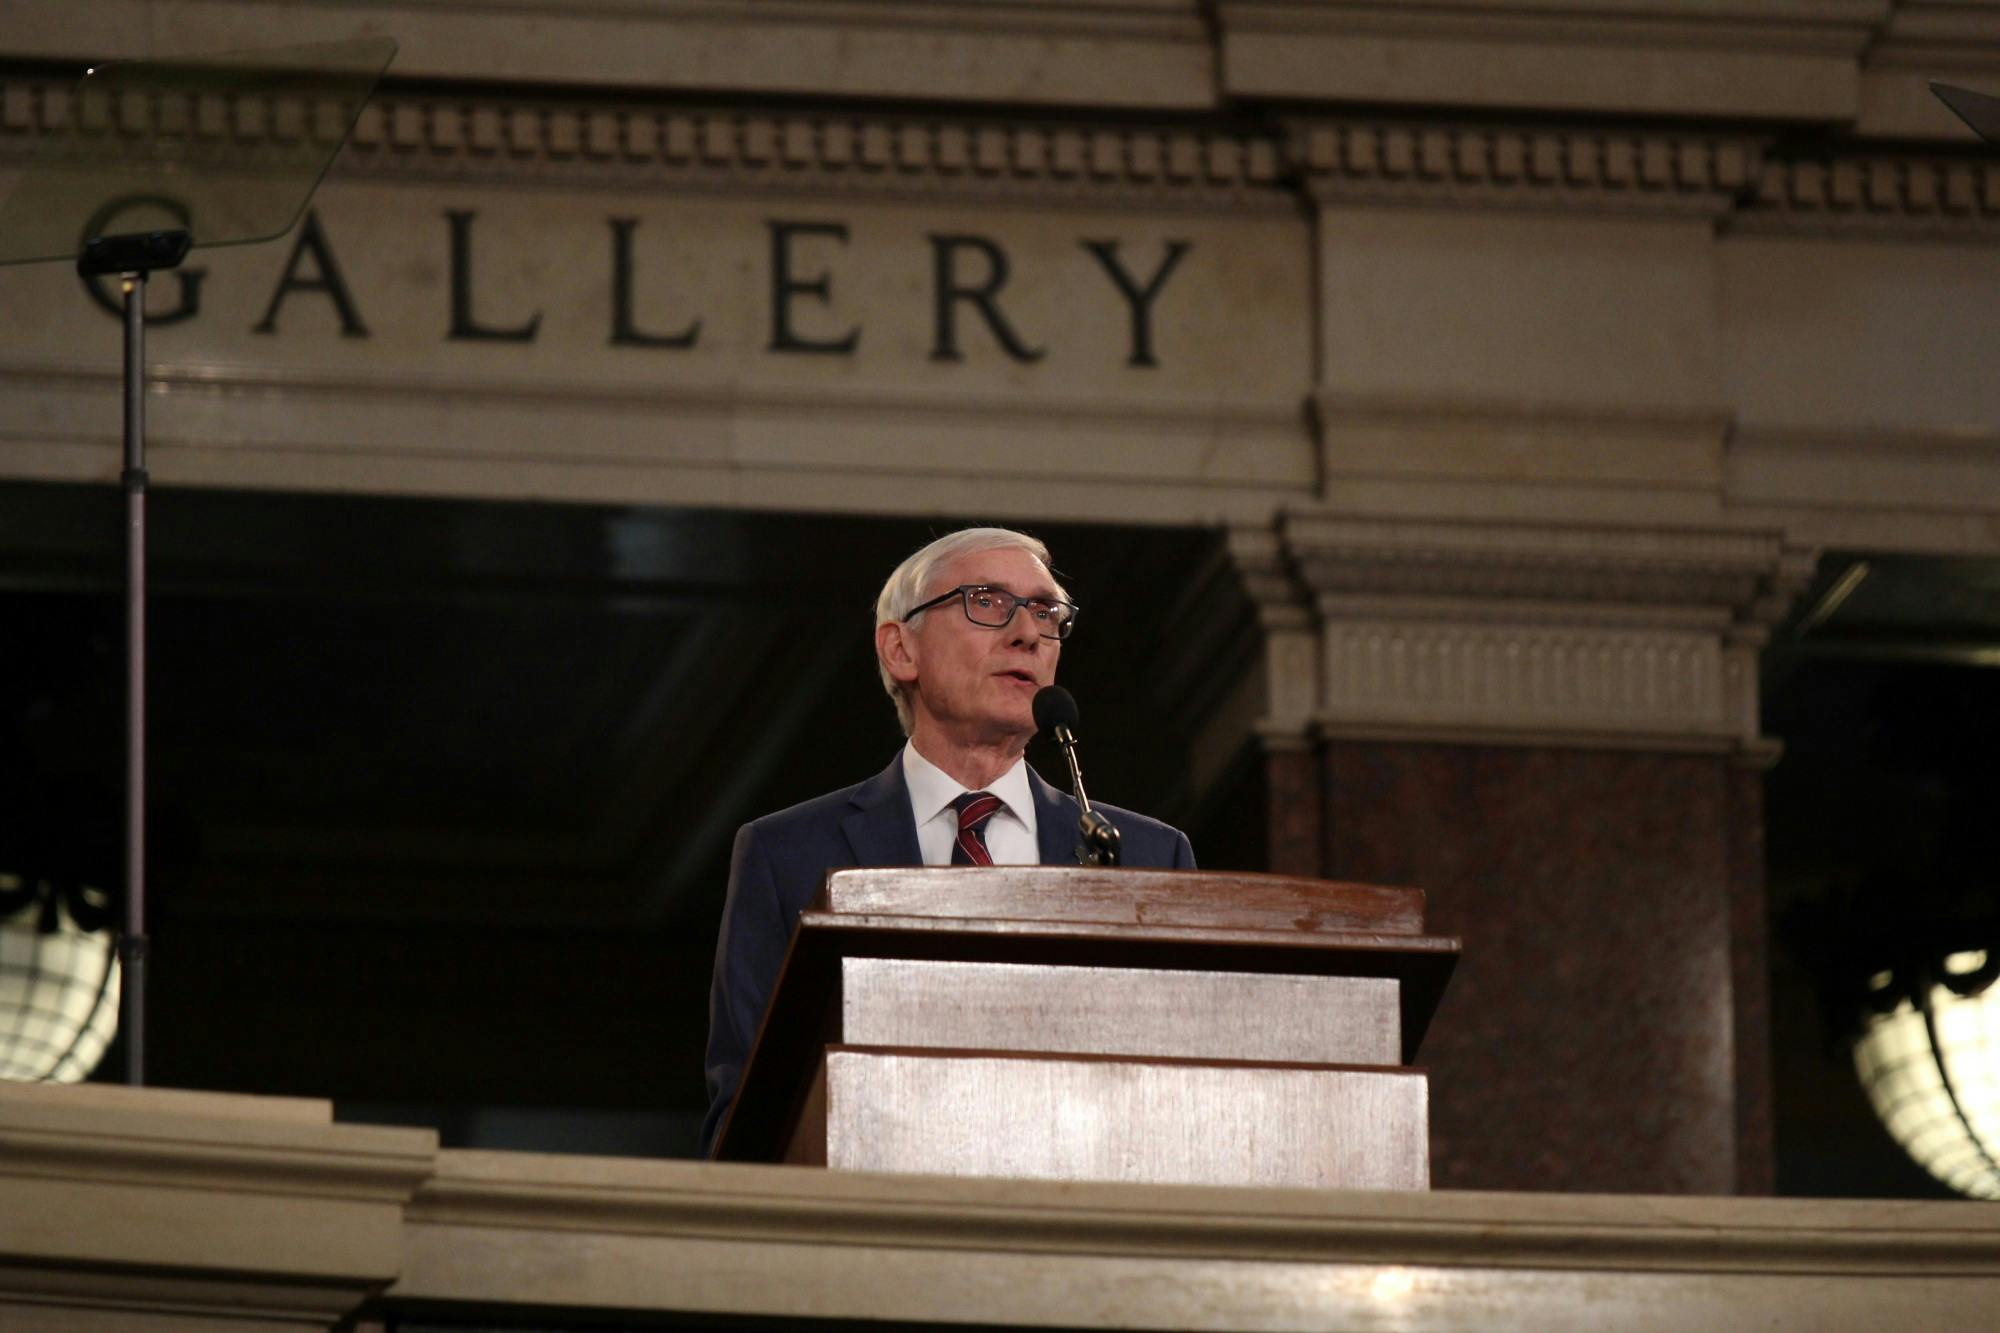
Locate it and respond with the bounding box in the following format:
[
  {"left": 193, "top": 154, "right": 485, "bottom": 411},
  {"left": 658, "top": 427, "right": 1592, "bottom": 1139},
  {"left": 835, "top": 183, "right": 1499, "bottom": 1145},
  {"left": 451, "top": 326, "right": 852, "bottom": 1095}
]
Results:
[
  {"left": 1234, "top": 510, "right": 1814, "bottom": 1193},
  {"left": 1225, "top": 521, "right": 1322, "bottom": 877}
]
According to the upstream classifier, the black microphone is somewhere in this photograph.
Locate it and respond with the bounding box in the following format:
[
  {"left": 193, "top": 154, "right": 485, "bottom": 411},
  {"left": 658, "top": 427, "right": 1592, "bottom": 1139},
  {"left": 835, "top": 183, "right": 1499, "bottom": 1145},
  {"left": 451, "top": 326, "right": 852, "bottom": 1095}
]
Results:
[
  {"left": 1033, "top": 686, "right": 1120, "bottom": 867},
  {"left": 1032, "top": 685, "right": 1080, "bottom": 746}
]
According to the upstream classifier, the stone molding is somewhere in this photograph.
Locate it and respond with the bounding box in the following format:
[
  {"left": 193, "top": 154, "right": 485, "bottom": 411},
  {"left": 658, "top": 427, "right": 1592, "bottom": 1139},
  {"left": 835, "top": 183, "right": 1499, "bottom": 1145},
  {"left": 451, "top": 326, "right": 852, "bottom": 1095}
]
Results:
[
  {"left": 1727, "top": 423, "right": 2000, "bottom": 556},
  {"left": 1226, "top": 523, "right": 1321, "bottom": 750},
  {"left": 396, "top": 1145, "right": 2000, "bottom": 1331},
  {"left": 1216, "top": 0, "right": 1885, "bottom": 121},
  {"left": 0, "top": 1082, "right": 433, "bottom": 1328},
  {"left": 1735, "top": 152, "right": 2000, "bottom": 240},
  {"left": 0, "top": 354, "right": 1303, "bottom": 435},
  {"left": 0, "top": 0, "right": 1217, "bottom": 112},
  {"left": 1859, "top": 0, "right": 2000, "bottom": 137},
  {"left": 1284, "top": 515, "right": 1796, "bottom": 608},
  {"left": 10, "top": 69, "right": 2000, "bottom": 232},
  {"left": 6, "top": 0, "right": 2000, "bottom": 136},
  {"left": 0, "top": 77, "right": 1285, "bottom": 214},
  {"left": 399, "top": 1145, "right": 2000, "bottom": 1273},
  {"left": 1220, "top": 0, "right": 1885, "bottom": 53},
  {"left": 9, "top": 1038, "right": 2000, "bottom": 1331},
  {"left": 1288, "top": 121, "right": 1762, "bottom": 219},
  {"left": 1259, "top": 513, "right": 1817, "bottom": 755}
]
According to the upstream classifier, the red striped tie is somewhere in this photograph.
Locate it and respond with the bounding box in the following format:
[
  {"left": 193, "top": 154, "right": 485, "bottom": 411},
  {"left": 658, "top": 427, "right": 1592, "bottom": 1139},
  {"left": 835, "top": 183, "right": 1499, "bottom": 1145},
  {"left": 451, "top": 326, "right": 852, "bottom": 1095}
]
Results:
[{"left": 951, "top": 791, "right": 1004, "bottom": 866}]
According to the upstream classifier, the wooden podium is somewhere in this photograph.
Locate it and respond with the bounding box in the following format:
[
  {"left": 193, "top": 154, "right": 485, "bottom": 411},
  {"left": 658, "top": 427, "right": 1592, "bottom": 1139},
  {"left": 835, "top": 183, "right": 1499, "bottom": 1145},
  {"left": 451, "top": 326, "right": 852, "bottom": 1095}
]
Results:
[{"left": 710, "top": 867, "right": 1459, "bottom": 1190}]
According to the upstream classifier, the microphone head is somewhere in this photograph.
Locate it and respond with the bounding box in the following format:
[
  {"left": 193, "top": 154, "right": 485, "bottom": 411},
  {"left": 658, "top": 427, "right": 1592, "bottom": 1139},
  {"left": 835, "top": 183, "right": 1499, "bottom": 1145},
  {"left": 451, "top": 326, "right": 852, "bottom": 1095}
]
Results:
[{"left": 1033, "top": 685, "right": 1079, "bottom": 738}]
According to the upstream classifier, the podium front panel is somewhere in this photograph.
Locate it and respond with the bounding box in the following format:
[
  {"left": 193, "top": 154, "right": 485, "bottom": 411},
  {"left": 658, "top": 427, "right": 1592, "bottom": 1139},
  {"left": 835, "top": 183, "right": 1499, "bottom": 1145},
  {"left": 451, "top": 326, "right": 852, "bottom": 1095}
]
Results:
[
  {"left": 821, "top": 1047, "right": 1430, "bottom": 1191},
  {"left": 840, "top": 958, "right": 1401, "bottom": 1066}
]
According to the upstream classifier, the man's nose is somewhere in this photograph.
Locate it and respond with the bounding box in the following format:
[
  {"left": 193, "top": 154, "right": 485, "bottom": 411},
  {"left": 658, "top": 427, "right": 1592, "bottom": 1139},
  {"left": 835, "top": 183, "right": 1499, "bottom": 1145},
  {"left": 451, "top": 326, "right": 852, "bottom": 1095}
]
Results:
[{"left": 1004, "top": 607, "right": 1039, "bottom": 648}]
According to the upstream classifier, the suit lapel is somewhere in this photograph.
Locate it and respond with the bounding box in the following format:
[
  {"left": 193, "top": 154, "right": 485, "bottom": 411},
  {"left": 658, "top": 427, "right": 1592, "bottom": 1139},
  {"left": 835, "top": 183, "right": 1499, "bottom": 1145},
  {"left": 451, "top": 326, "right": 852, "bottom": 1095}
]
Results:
[
  {"left": 840, "top": 754, "right": 924, "bottom": 867},
  {"left": 1029, "top": 764, "right": 1079, "bottom": 866}
]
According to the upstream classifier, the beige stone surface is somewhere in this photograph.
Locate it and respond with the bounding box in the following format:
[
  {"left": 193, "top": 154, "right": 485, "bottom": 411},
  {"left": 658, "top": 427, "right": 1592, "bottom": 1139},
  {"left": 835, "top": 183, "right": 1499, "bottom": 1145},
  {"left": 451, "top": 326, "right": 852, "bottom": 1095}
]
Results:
[
  {"left": 1317, "top": 208, "right": 1722, "bottom": 409},
  {"left": 1217, "top": 0, "right": 1883, "bottom": 120},
  {"left": 3, "top": 1040, "right": 2000, "bottom": 1332},
  {"left": 3, "top": 2, "right": 2000, "bottom": 756},
  {"left": 393, "top": 1145, "right": 2000, "bottom": 1332},
  {"left": 0, "top": 1082, "right": 434, "bottom": 1330},
  {"left": 0, "top": 0, "right": 1218, "bottom": 110},
  {"left": 0, "top": 165, "right": 1314, "bottom": 521}
]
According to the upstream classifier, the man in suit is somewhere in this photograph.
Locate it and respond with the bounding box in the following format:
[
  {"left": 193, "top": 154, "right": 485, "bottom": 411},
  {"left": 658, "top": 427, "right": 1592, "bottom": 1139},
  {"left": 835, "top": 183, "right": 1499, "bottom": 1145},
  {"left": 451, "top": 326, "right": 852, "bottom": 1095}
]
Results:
[{"left": 701, "top": 526, "right": 1195, "bottom": 1154}]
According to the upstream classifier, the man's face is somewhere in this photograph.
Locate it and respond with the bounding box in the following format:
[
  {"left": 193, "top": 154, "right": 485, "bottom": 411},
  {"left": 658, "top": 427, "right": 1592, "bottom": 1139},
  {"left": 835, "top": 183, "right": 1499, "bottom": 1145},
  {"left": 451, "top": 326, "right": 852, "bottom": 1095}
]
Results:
[{"left": 893, "top": 545, "right": 1063, "bottom": 748}]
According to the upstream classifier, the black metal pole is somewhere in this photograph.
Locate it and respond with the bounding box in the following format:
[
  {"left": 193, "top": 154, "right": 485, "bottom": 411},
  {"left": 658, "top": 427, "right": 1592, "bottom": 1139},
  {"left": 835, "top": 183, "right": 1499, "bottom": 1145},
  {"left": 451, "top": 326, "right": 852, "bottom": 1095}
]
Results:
[{"left": 120, "top": 269, "right": 148, "bottom": 1088}]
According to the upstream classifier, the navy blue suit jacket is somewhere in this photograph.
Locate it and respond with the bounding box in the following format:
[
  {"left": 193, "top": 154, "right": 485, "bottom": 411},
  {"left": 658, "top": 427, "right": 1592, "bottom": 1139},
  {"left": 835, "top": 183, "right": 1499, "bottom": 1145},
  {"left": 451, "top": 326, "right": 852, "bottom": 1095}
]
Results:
[{"left": 701, "top": 754, "right": 1195, "bottom": 1154}]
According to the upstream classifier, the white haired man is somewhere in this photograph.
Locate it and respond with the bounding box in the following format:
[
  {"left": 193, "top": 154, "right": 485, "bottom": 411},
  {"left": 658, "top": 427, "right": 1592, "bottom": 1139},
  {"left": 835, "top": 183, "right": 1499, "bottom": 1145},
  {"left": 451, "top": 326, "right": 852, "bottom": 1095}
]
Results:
[{"left": 700, "top": 527, "right": 1195, "bottom": 1154}]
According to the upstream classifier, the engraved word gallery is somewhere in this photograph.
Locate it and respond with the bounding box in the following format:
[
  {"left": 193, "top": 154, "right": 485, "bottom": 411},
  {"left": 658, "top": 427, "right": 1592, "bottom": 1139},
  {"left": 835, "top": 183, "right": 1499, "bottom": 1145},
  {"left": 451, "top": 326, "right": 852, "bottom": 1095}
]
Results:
[{"left": 82, "top": 207, "right": 1196, "bottom": 370}]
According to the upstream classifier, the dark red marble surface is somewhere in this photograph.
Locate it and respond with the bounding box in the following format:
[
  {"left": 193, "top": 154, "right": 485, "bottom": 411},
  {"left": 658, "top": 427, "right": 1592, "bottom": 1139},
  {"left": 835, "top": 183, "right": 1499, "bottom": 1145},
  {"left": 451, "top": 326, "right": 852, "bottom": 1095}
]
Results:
[
  {"left": 1726, "top": 765, "right": 1774, "bottom": 1195},
  {"left": 1264, "top": 747, "right": 1323, "bottom": 878},
  {"left": 1287, "top": 740, "right": 1764, "bottom": 1195}
]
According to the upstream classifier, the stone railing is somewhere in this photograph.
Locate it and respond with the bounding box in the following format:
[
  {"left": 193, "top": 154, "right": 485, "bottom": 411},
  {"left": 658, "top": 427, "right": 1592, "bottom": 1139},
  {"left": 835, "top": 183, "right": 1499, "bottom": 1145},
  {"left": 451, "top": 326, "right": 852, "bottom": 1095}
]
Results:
[{"left": 5, "top": 1081, "right": 2000, "bottom": 1331}]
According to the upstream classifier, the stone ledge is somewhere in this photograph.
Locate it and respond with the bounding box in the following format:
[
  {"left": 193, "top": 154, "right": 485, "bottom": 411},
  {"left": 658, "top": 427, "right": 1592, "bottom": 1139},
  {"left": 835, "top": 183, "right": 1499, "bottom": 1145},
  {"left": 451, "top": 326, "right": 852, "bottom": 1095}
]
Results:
[
  {"left": 6, "top": 1046, "right": 2000, "bottom": 1332},
  {"left": 0, "top": 1082, "right": 436, "bottom": 1330},
  {"left": 385, "top": 1148, "right": 2000, "bottom": 1330},
  {"left": 1216, "top": 0, "right": 1881, "bottom": 121}
]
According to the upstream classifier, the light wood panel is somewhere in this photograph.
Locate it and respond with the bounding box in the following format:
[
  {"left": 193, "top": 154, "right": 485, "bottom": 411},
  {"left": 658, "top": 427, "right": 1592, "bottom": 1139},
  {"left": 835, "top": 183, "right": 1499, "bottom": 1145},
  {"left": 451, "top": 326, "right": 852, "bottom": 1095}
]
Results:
[{"left": 820, "top": 1047, "right": 1430, "bottom": 1190}]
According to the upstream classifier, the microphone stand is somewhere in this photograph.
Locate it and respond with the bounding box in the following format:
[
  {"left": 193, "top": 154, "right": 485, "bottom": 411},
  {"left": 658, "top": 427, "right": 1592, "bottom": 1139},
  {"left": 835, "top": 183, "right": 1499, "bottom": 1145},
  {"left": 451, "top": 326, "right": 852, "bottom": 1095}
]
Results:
[{"left": 1050, "top": 724, "right": 1120, "bottom": 866}]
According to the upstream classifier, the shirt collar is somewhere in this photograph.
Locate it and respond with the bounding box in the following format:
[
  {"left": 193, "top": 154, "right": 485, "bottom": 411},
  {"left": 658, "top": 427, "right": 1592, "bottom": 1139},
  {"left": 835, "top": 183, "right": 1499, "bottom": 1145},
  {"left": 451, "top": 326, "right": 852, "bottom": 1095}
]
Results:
[{"left": 902, "top": 741, "right": 1033, "bottom": 826}]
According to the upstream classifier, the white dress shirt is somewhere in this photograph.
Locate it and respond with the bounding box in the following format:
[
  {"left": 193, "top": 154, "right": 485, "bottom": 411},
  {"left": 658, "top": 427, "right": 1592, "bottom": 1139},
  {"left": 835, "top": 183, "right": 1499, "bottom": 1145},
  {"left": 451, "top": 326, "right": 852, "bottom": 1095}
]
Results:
[{"left": 901, "top": 741, "right": 1040, "bottom": 866}]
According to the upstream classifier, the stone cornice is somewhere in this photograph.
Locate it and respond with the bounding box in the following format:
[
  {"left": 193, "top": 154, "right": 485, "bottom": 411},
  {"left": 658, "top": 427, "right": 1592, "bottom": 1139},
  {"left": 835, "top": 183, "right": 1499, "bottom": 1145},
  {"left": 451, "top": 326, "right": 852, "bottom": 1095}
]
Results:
[
  {"left": 7, "top": 0, "right": 2000, "bottom": 138},
  {"left": 0, "top": 76, "right": 1287, "bottom": 212},
  {"left": 395, "top": 1148, "right": 2000, "bottom": 1283},
  {"left": 1281, "top": 514, "right": 1808, "bottom": 617},
  {"left": 0, "top": 0, "right": 1217, "bottom": 111},
  {"left": 1215, "top": 0, "right": 1885, "bottom": 120},
  {"left": 1222, "top": 0, "right": 1885, "bottom": 55},
  {"left": 1863, "top": 0, "right": 2000, "bottom": 86},
  {"left": 9, "top": 71, "right": 2000, "bottom": 232}
]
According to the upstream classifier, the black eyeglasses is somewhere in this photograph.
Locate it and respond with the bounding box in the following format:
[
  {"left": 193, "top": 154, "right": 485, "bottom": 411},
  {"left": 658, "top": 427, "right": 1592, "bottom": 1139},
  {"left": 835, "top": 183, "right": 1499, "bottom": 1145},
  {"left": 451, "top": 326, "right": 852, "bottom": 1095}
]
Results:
[{"left": 902, "top": 584, "right": 1079, "bottom": 641}]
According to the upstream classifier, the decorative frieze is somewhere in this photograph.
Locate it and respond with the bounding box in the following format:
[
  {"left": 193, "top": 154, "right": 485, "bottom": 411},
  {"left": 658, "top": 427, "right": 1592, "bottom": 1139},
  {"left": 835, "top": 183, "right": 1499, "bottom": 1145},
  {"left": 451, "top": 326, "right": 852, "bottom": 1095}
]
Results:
[{"left": 1318, "top": 618, "right": 1730, "bottom": 741}]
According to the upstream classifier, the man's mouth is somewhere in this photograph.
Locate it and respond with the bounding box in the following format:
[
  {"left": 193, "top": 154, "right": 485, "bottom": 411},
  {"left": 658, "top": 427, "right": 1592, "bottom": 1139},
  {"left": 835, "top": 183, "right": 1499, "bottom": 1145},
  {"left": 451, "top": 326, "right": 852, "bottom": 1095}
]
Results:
[{"left": 997, "top": 669, "right": 1038, "bottom": 685}]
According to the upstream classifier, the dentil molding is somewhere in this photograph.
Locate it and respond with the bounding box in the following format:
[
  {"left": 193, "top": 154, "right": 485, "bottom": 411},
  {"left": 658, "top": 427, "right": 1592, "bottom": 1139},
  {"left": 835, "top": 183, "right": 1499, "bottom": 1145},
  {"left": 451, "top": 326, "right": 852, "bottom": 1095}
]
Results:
[
  {"left": 7, "top": 72, "right": 2000, "bottom": 232},
  {"left": 1288, "top": 121, "right": 1761, "bottom": 218},
  {"left": 0, "top": 76, "right": 1286, "bottom": 215}
]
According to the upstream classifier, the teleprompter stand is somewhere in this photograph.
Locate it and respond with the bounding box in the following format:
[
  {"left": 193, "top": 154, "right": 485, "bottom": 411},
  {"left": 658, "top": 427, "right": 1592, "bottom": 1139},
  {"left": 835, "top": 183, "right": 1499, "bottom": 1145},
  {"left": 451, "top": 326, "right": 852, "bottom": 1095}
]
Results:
[{"left": 0, "top": 39, "right": 395, "bottom": 1084}]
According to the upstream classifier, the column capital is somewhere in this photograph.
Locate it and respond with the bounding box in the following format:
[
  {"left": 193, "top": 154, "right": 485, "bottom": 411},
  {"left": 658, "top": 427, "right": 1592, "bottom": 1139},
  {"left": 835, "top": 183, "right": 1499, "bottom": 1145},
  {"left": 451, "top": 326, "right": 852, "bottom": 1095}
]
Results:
[{"left": 1270, "top": 511, "right": 1816, "bottom": 755}]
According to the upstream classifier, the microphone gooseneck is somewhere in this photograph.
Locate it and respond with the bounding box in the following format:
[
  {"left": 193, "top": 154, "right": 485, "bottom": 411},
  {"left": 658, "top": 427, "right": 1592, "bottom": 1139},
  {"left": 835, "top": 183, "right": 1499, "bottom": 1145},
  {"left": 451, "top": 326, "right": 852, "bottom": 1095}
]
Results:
[{"left": 1032, "top": 686, "right": 1120, "bottom": 866}]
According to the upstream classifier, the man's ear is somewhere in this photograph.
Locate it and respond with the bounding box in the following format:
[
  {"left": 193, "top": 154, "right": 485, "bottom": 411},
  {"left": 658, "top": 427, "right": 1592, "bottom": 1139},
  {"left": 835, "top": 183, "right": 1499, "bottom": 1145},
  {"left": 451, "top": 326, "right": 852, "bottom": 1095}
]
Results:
[{"left": 876, "top": 619, "right": 920, "bottom": 686}]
